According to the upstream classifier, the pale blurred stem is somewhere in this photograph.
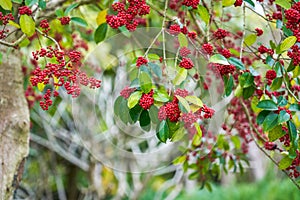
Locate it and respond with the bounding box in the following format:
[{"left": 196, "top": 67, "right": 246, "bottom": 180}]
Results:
[
  {"left": 261, "top": 4, "right": 277, "bottom": 44},
  {"left": 240, "top": 100, "right": 300, "bottom": 190},
  {"left": 189, "top": 11, "right": 205, "bottom": 36},
  {"left": 240, "top": 4, "right": 246, "bottom": 60},
  {"left": 245, "top": 5, "right": 271, "bottom": 21},
  {"left": 36, "top": 28, "right": 61, "bottom": 51}
]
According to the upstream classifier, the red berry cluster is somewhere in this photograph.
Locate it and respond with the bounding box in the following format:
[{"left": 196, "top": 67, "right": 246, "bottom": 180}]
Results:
[
  {"left": 39, "top": 89, "right": 54, "bottom": 110},
  {"left": 179, "top": 47, "right": 191, "bottom": 57},
  {"left": 220, "top": 48, "right": 231, "bottom": 58},
  {"left": 213, "top": 28, "right": 230, "bottom": 40},
  {"left": 106, "top": 0, "right": 150, "bottom": 32},
  {"left": 169, "top": 24, "right": 181, "bottom": 35},
  {"left": 199, "top": 104, "right": 215, "bottom": 119},
  {"left": 202, "top": 43, "right": 214, "bottom": 55},
  {"left": 174, "top": 88, "right": 189, "bottom": 97},
  {"left": 0, "top": 13, "right": 14, "bottom": 39},
  {"left": 234, "top": 0, "right": 243, "bottom": 7},
  {"left": 168, "top": 24, "right": 198, "bottom": 39},
  {"left": 264, "top": 142, "right": 277, "bottom": 150},
  {"left": 258, "top": 45, "right": 273, "bottom": 55},
  {"left": 40, "top": 19, "right": 50, "bottom": 34},
  {"left": 286, "top": 151, "right": 300, "bottom": 178},
  {"left": 181, "top": 112, "right": 198, "bottom": 128},
  {"left": 255, "top": 28, "right": 263, "bottom": 36},
  {"left": 265, "top": 69, "right": 277, "bottom": 80},
  {"left": 25, "top": 86, "right": 42, "bottom": 108},
  {"left": 59, "top": 17, "right": 71, "bottom": 25},
  {"left": 182, "top": 0, "right": 200, "bottom": 9},
  {"left": 211, "top": 63, "right": 235, "bottom": 76},
  {"left": 136, "top": 56, "right": 148, "bottom": 67},
  {"left": 287, "top": 45, "right": 300, "bottom": 66},
  {"left": 139, "top": 90, "right": 154, "bottom": 110},
  {"left": 275, "top": 107, "right": 292, "bottom": 119},
  {"left": 30, "top": 46, "right": 101, "bottom": 110},
  {"left": 285, "top": 3, "right": 300, "bottom": 41},
  {"left": 158, "top": 98, "right": 181, "bottom": 122},
  {"left": 19, "top": 6, "right": 32, "bottom": 15},
  {"left": 179, "top": 58, "right": 194, "bottom": 69},
  {"left": 120, "top": 86, "right": 136, "bottom": 99}
]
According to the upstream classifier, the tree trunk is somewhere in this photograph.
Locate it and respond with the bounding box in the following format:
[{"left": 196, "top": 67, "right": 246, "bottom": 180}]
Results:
[{"left": 0, "top": 46, "right": 30, "bottom": 200}]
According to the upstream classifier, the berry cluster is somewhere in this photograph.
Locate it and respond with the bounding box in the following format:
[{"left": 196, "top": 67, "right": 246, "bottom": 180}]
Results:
[
  {"left": 179, "top": 58, "right": 194, "bottom": 69},
  {"left": 202, "top": 43, "right": 214, "bottom": 55},
  {"left": 158, "top": 98, "right": 181, "bottom": 122},
  {"left": 174, "top": 88, "right": 189, "bottom": 97},
  {"left": 179, "top": 47, "right": 191, "bottom": 57},
  {"left": 40, "top": 19, "right": 50, "bottom": 34},
  {"left": 258, "top": 45, "right": 273, "bottom": 55},
  {"left": 285, "top": 3, "right": 300, "bottom": 41},
  {"left": 136, "top": 56, "right": 148, "bottom": 67},
  {"left": 220, "top": 48, "right": 231, "bottom": 58},
  {"left": 106, "top": 0, "right": 150, "bottom": 32},
  {"left": 19, "top": 6, "right": 32, "bottom": 15},
  {"left": 139, "top": 90, "right": 154, "bottom": 110},
  {"left": 0, "top": 13, "right": 14, "bottom": 39},
  {"left": 287, "top": 45, "right": 300, "bottom": 66},
  {"left": 182, "top": 0, "right": 200, "bottom": 9},
  {"left": 210, "top": 63, "right": 235, "bottom": 76},
  {"left": 59, "top": 16, "right": 71, "bottom": 25},
  {"left": 168, "top": 24, "right": 198, "bottom": 39},
  {"left": 30, "top": 46, "right": 101, "bottom": 110},
  {"left": 213, "top": 28, "right": 230, "bottom": 40},
  {"left": 265, "top": 69, "right": 277, "bottom": 80},
  {"left": 255, "top": 28, "right": 263, "bottom": 36},
  {"left": 120, "top": 86, "right": 136, "bottom": 99}
]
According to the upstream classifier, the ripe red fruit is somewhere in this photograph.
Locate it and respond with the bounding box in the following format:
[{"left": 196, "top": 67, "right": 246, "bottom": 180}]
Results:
[
  {"left": 265, "top": 70, "right": 277, "bottom": 80},
  {"left": 179, "top": 58, "right": 194, "bottom": 69},
  {"left": 139, "top": 90, "right": 154, "bottom": 110}
]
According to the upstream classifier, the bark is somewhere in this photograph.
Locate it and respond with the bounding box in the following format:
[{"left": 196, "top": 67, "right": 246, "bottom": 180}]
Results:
[{"left": 0, "top": 46, "right": 30, "bottom": 200}]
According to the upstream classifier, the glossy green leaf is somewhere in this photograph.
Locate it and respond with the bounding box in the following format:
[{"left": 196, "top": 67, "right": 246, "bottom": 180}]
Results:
[
  {"left": 147, "top": 53, "right": 160, "bottom": 60},
  {"left": 244, "top": 34, "right": 257, "bottom": 47},
  {"left": 173, "top": 155, "right": 187, "bottom": 165},
  {"left": 127, "top": 91, "right": 142, "bottom": 109},
  {"left": 20, "top": 15, "right": 35, "bottom": 37},
  {"left": 228, "top": 57, "right": 246, "bottom": 70},
  {"left": 153, "top": 92, "right": 169, "bottom": 102},
  {"left": 64, "top": 3, "right": 79, "bottom": 15},
  {"left": 278, "top": 110, "right": 290, "bottom": 124},
  {"left": 139, "top": 71, "right": 152, "bottom": 94},
  {"left": 55, "top": 9, "right": 64, "bottom": 17},
  {"left": 257, "top": 110, "right": 271, "bottom": 125},
  {"left": 270, "top": 77, "right": 283, "bottom": 91},
  {"left": 149, "top": 105, "right": 159, "bottom": 124},
  {"left": 185, "top": 96, "right": 203, "bottom": 107},
  {"left": 268, "top": 125, "right": 285, "bottom": 142},
  {"left": 257, "top": 100, "right": 278, "bottom": 110},
  {"left": 0, "top": 0, "right": 12, "bottom": 10},
  {"left": 263, "top": 112, "right": 278, "bottom": 131},
  {"left": 156, "top": 120, "right": 169, "bottom": 143},
  {"left": 209, "top": 54, "right": 230, "bottom": 65},
  {"left": 239, "top": 72, "right": 254, "bottom": 88},
  {"left": 231, "top": 136, "right": 241, "bottom": 149},
  {"left": 243, "top": 86, "right": 255, "bottom": 99},
  {"left": 139, "top": 110, "right": 151, "bottom": 131},
  {"left": 178, "top": 33, "right": 188, "bottom": 47},
  {"left": 275, "top": 0, "right": 291, "bottom": 9},
  {"left": 129, "top": 104, "right": 142, "bottom": 123},
  {"left": 118, "top": 98, "right": 131, "bottom": 124},
  {"left": 222, "top": 0, "right": 235, "bottom": 7},
  {"left": 12, "top": 0, "right": 22, "bottom": 3},
  {"left": 94, "top": 23, "right": 108, "bottom": 44},
  {"left": 287, "top": 121, "right": 299, "bottom": 149},
  {"left": 279, "top": 36, "right": 297, "bottom": 53},
  {"left": 176, "top": 95, "right": 190, "bottom": 112},
  {"left": 244, "top": 0, "right": 255, "bottom": 7},
  {"left": 171, "top": 127, "right": 186, "bottom": 142},
  {"left": 224, "top": 75, "right": 234, "bottom": 96},
  {"left": 279, "top": 156, "right": 294, "bottom": 170},
  {"left": 71, "top": 17, "right": 88, "bottom": 27},
  {"left": 173, "top": 68, "right": 187, "bottom": 85},
  {"left": 197, "top": 5, "right": 210, "bottom": 25},
  {"left": 38, "top": 0, "right": 46, "bottom": 9},
  {"left": 149, "top": 62, "right": 162, "bottom": 78},
  {"left": 25, "top": 0, "right": 37, "bottom": 6}
]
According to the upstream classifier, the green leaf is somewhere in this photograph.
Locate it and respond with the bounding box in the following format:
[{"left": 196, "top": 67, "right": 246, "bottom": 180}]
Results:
[
  {"left": 173, "top": 155, "right": 187, "bottom": 165},
  {"left": 222, "top": 0, "right": 235, "bottom": 7},
  {"left": 118, "top": 98, "right": 131, "bottom": 124},
  {"left": 114, "top": 96, "right": 123, "bottom": 117},
  {"left": 12, "top": 0, "right": 22, "bottom": 3},
  {"left": 279, "top": 156, "right": 294, "bottom": 170},
  {"left": 244, "top": 34, "right": 257, "bottom": 47},
  {"left": 20, "top": 15, "right": 35, "bottom": 37},
  {"left": 38, "top": 0, "right": 46, "bottom": 9},
  {"left": 234, "top": 84, "right": 243, "bottom": 97},
  {"left": 178, "top": 33, "right": 188, "bottom": 47},
  {"left": 231, "top": 136, "right": 241, "bottom": 149},
  {"left": 275, "top": 0, "right": 291, "bottom": 9},
  {"left": 287, "top": 121, "right": 299, "bottom": 149},
  {"left": 263, "top": 112, "right": 278, "bottom": 131},
  {"left": 64, "top": 3, "right": 79, "bottom": 15},
  {"left": 118, "top": 26, "right": 131, "bottom": 38},
  {"left": 257, "top": 100, "right": 278, "bottom": 110},
  {"left": 239, "top": 72, "right": 254, "bottom": 88},
  {"left": 279, "top": 36, "right": 297, "bottom": 53},
  {"left": 228, "top": 57, "right": 246, "bottom": 70},
  {"left": 94, "top": 23, "right": 107, "bottom": 44},
  {"left": 127, "top": 91, "right": 142, "bottom": 109},
  {"left": 209, "top": 54, "right": 229, "bottom": 65},
  {"left": 185, "top": 96, "right": 203, "bottom": 107},
  {"left": 269, "top": 125, "right": 285, "bottom": 142},
  {"left": 257, "top": 110, "right": 271, "bottom": 125},
  {"left": 71, "top": 17, "right": 88, "bottom": 27},
  {"left": 270, "top": 77, "right": 283, "bottom": 91},
  {"left": 156, "top": 120, "right": 169, "bottom": 143},
  {"left": 243, "top": 86, "right": 255, "bottom": 99},
  {"left": 139, "top": 110, "right": 151, "bottom": 131},
  {"left": 153, "top": 91, "right": 169, "bottom": 102},
  {"left": 139, "top": 71, "right": 152, "bottom": 94},
  {"left": 224, "top": 75, "right": 234, "bottom": 96},
  {"left": 173, "top": 68, "right": 187, "bottom": 85},
  {"left": 25, "top": 0, "right": 37, "bottom": 6},
  {"left": 8, "top": 20, "right": 20, "bottom": 29},
  {"left": 244, "top": 0, "right": 255, "bottom": 7},
  {"left": 148, "top": 62, "right": 162, "bottom": 78},
  {"left": 171, "top": 127, "right": 186, "bottom": 142},
  {"left": 0, "top": 53, "right": 2, "bottom": 65},
  {"left": 55, "top": 9, "right": 64, "bottom": 17},
  {"left": 289, "top": 104, "right": 300, "bottom": 111},
  {"left": 149, "top": 105, "right": 159, "bottom": 124},
  {"left": 147, "top": 53, "right": 160, "bottom": 60},
  {"left": 197, "top": 5, "right": 210, "bottom": 25},
  {"left": 129, "top": 104, "right": 143, "bottom": 123},
  {"left": 176, "top": 95, "right": 190, "bottom": 112},
  {"left": 278, "top": 110, "right": 290, "bottom": 124}
]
